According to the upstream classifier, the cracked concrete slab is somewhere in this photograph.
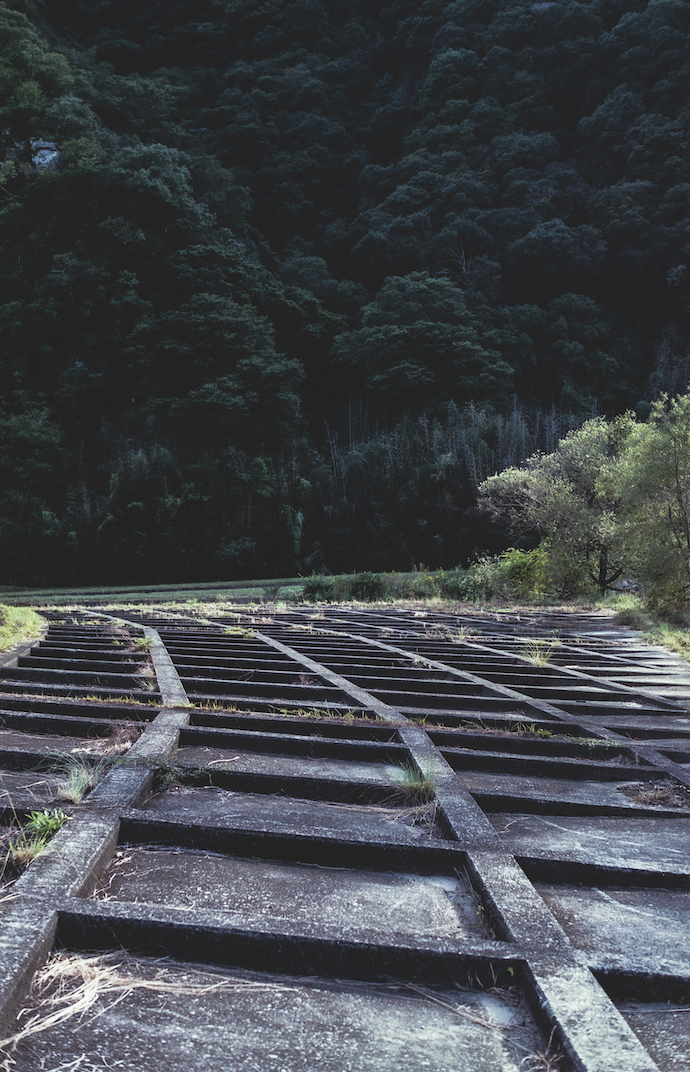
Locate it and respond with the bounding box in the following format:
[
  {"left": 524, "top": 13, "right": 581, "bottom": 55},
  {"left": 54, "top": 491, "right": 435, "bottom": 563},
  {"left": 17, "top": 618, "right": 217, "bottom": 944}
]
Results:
[
  {"left": 536, "top": 883, "right": 690, "bottom": 970},
  {"left": 7, "top": 954, "right": 546, "bottom": 1072},
  {"left": 95, "top": 846, "right": 485, "bottom": 942},
  {"left": 138, "top": 785, "right": 440, "bottom": 843},
  {"left": 490, "top": 813, "right": 690, "bottom": 874}
]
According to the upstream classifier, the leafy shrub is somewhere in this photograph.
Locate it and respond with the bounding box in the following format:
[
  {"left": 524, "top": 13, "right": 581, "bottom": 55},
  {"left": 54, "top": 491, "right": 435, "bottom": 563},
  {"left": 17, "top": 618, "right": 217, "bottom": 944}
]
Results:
[
  {"left": 442, "top": 550, "right": 555, "bottom": 602},
  {"left": 331, "top": 571, "right": 388, "bottom": 601},
  {"left": 612, "top": 606, "right": 653, "bottom": 629},
  {"left": 301, "top": 571, "right": 388, "bottom": 602},
  {"left": 440, "top": 559, "right": 509, "bottom": 601},
  {"left": 300, "top": 575, "right": 334, "bottom": 602},
  {"left": 406, "top": 572, "right": 442, "bottom": 598},
  {"left": 498, "top": 547, "right": 552, "bottom": 599}
]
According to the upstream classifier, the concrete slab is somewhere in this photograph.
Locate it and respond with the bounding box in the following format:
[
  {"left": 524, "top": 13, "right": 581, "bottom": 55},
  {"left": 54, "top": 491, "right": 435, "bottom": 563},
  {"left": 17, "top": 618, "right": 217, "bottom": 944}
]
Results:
[
  {"left": 456, "top": 769, "right": 688, "bottom": 813},
  {"left": 175, "top": 744, "right": 393, "bottom": 785},
  {"left": 139, "top": 784, "right": 442, "bottom": 840},
  {"left": 0, "top": 770, "right": 59, "bottom": 808},
  {"left": 0, "top": 727, "right": 138, "bottom": 756},
  {"left": 6, "top": 954, "right": 546, "bottom": 1072},
  {"left": 584, "top": 713, "right": 690, "bottom": 736},
  {"left": 3, "top": 607, "right": 688, "bottom": 1070},
  {"left": 616, "top": 1002, "right": 690, "bottom": 1072},
  {"left": 96, "top": 847, "right": 483, "bottom": 942},
  {"left": 489, "top": 813, "right": 690, "bottom": 874},
  {"left": 536, "top": 883, "right": 690, "bottom": 970}
]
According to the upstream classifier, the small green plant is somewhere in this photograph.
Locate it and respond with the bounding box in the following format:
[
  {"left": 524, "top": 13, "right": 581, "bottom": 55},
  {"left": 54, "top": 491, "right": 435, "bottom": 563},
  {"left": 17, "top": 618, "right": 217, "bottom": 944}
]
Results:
[
  {"left": 512, "top": 722, "right": 554, "bottom": 738},
  {"left": 132, "top": 637, "right": 151, "bottom": 651},
  {"left": 223, "top": 625, "right": 256, "bottom": 638},
  {"left": 1, "top": 809, "right": 68, "bottom": 879},
  {"left": 459, "top": 865, "right": 493, "bottom": 936},
  {"left": 24, "top": 809, "right": 68, "bottom": 838}
]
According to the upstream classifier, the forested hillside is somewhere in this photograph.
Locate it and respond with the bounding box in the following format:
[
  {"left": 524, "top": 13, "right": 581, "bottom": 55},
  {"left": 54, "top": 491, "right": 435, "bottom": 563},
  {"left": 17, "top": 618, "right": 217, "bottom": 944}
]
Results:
[{"left": 1, "top": 0, "right": 688, "bottom": 583}]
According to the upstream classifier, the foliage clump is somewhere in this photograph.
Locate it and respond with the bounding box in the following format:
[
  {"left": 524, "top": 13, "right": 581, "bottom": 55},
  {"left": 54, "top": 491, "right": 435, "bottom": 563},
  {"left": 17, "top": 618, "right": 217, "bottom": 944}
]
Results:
[
  {"left": 478, "top": 395, "right": 690, "bottom": 615},
  {"left": 0, "top": 605, "right": 45, "bottom": 651},
  {"left": 301, "top": 571, "right": 388, "bottom": 602}
]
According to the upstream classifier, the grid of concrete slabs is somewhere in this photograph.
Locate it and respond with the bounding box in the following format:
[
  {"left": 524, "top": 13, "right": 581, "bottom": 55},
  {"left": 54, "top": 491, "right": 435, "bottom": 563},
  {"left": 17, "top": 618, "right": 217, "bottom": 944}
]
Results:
[{"left": 0, "top": 603, "right": 688, "bottom": 1071}]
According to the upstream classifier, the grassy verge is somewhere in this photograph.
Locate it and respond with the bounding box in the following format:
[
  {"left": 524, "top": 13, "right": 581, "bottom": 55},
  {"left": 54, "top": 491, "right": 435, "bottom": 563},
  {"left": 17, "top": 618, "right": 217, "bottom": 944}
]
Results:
[
  {"left": 641, "top": 623, "right": 690, "bottom": 660},
  {"left": 7, "top": 571, "right": 690, "bottom": 663},
  {"left": 0, "top": 605, "right": 46, "bottom": 652},
  {"left": 0, "top": 578, "right": 305, "bottom": 607},
  {"left": 599, "top": 593, "right": 690, "bottom": 662}
]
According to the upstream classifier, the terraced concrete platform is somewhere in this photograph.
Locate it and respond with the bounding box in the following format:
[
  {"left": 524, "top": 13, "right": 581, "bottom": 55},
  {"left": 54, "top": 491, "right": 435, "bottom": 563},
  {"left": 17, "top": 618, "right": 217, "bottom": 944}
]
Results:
[{"left": 0, "top": 604, "right": 688, "bottom": 1070}]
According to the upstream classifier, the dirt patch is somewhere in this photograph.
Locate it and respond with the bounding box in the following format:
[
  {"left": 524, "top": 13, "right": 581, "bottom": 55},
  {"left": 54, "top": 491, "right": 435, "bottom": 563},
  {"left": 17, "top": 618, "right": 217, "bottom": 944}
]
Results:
[{"left": 618, "top": 779, "right": 690, "bottom": 810}]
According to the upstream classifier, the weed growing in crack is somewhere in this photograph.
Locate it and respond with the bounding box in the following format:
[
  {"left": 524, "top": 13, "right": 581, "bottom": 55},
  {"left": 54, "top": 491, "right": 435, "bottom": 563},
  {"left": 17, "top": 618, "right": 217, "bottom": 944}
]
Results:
[
  {"left": 73, "top": 694, "right": 158, "bottom": 707},
  {"left": 512, "top": 722, "right": 554, "bottom": 739},
  {"left": 150, "top": 761, "right": 212, "bottom": 793},
  {"left": 53, "top": 755, "right": 113, "bottom": 804},
  {"left": 521, "top": 639, "right": 561, "bottom": 665},
  {"left": 93, "top": 722, "right": 144, "bottom": 755},
  {"left": 428, "top": 624, "right": 479, "bottom": 644},
  {"left": 520, "top": 1028, "right": 564, "bottom": 1071},
  {"left": 619, "top": 778, "right": 690, "bottom": 809},
  {"left": 137, "top": 664, "right": 157, "bottom": 692},
  {"left": 385, "top": 761, "right": 437, "bottom": 805},
  {"left": 405, "top": 983, "right": 563, "bottom": 1071},
  {"left": 458, "top": 866, "right": 493, "bottom": 937},
  {"left": 269, "top": 705, "right": 382, "bottom": 724},
  {"left": 0, "top": 809, "right": 67, "bottom": 880},
  {"left": 193, "top": 701, "right": 242, "bottom": 713}
]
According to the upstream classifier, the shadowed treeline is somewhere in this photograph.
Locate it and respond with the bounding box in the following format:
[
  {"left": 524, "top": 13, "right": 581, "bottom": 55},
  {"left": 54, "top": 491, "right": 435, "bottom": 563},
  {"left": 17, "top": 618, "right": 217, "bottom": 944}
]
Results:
[{"left": 0, "top": 0, "right": 688, "bottom": 581}]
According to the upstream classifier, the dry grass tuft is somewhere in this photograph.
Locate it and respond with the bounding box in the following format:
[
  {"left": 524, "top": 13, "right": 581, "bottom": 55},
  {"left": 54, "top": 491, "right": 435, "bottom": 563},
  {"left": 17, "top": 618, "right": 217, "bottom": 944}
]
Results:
[
  {"left": 406, "top": 985, "right": 563, "bottom": 1070},
  {"left": 0, "top": 953, "right": 299, "bottom": 1067},
  {"left": 52, "top": 755, "right": 112, "bottom": 804},
  {"left": 619, "top": 778, "right": 690, "bottom": 810},
  {"left": 521, "top": 639, "right": 561, "bottom": 665}
]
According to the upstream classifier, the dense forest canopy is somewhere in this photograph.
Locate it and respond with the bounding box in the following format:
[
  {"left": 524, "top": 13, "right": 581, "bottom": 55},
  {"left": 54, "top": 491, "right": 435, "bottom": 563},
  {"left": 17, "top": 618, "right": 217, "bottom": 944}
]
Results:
[{"left": 0, "top": 0, "right": 688, "bottom": 583}]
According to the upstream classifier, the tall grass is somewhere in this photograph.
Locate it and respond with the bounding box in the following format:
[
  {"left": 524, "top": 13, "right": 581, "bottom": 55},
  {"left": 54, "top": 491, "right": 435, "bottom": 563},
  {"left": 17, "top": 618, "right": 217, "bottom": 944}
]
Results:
[{"left": 0, "top": 605, "right": 45, "bottom": 651}]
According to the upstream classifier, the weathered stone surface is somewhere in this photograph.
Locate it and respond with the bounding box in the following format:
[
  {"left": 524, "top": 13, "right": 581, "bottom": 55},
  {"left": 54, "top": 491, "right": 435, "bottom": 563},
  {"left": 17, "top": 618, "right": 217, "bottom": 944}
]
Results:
[
  {"left": 2, "top": 607, "right": 690, "bottom": 1072},
  {"left": 140, "top": 785, "right": 437, "bottom": 842},
  {"left": 617, "top": 1002, "right": 690, "bottom": 1072},
  {"left": 536, "top": 882, "right": 690, "bottom": 970},
  {"left": 490, "top": 813, "right": 690, "bottom": 874},
  {"left": 9, "top": 955, "right": 544, "bottom": 1072},
  {"left": 97, "top": 846, "right": 484, "bottom": 941}
]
